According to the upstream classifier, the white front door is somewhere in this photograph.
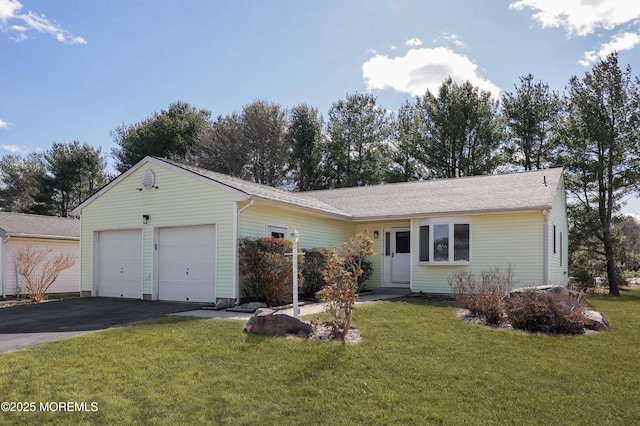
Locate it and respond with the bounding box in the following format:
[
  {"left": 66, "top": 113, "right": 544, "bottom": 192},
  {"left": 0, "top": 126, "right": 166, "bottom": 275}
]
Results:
[{"left": 382, "top": 227, "right": 411, "bottom": 287}]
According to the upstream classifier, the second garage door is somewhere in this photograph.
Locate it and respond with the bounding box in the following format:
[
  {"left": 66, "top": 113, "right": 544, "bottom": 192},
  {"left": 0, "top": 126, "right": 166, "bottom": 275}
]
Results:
[{"left": 157, "top": 225, "right": 216, "bottom": 303}]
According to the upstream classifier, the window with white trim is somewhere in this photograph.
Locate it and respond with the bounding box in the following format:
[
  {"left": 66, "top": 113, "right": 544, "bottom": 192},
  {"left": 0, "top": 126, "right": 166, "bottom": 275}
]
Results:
[
  {"left": 418, "top": 221, "right": 471, "bottom": 264},
  {"left": 267, "top": 225, "right": 287, "bottom": 239}
]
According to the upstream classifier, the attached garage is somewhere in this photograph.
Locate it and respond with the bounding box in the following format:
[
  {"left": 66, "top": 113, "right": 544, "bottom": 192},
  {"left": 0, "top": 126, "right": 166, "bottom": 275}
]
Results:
[
  {"left": 96, "top": 229, "right": 142, "bottom": 298},
  {"left": 156, "top": 225, "right": 216, "bottom": 303}
]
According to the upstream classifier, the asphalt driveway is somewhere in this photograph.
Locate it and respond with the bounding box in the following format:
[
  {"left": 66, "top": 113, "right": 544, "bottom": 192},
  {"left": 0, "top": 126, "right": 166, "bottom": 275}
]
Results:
[{"left": 0, "top": 298, "right": 202, "bottom": 353}]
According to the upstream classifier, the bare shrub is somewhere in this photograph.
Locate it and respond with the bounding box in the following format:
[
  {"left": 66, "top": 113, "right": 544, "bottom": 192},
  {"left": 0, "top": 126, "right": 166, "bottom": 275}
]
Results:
[
  {"left": 14, "top": 243, "right": 76, "bottom": 302},
  {"left": 504, "top": 289, "right": 586, "bottom": 334},
  {"left": 448, "top": 266, "right": 516, "bottom": 326}
]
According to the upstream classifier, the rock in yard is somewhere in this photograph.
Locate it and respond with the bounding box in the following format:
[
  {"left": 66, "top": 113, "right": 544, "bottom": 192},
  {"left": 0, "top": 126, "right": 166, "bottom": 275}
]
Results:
[
  {"left": 583, "top": 309, "right": 611, "bottom": 332},
  {"left": 243, "top": 309, "right": 312, "bottom": 338}
]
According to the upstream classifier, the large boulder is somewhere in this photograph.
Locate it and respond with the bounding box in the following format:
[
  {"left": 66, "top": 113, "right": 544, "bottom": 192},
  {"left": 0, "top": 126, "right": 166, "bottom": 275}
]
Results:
[
  {"left": 583, "top": 309, "right": 611, "bottom": 332},
  {"left": 243, "top": 309, "right": 312, "bottom": 338}
]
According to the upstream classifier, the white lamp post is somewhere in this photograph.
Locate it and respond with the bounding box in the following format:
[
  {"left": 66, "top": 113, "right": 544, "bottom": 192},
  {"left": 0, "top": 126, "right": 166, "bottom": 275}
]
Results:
[{"left": 291, "top": 229, "right": 300, "bottom": 318}]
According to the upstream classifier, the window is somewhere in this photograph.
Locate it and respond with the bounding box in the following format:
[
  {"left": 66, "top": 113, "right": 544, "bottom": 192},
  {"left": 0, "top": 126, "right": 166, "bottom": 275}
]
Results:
[
  {"left": 267, "top": 225, "right": 287, "bottom": 239},
  {"left": 560, "top": 231, "right": 563, "bottom": 266},
  {"left": 553, "top": 225, "right": 557, "bottom": 254},
  {"left": 454, "top": 224, "right": 470, "bottom": 261},
  {"left": 433, "top": 224, "right": 449, "bottom": 261},
  {"left": 385, "top": 231, "right": 391, "bottom": 256},
  {"left": 419, "top": 221, "right": 471, "bottom": 264},
  {"left": 419, "top": 226, "right": 429, "bottom": 261},
  {"left": 396, "top": 231, "right": 410, "bottom": 254}
]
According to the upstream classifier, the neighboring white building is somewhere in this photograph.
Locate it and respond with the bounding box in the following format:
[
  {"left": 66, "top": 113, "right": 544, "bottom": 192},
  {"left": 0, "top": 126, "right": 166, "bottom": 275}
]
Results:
[{"left": 0, "top": 212, "right": 80, "bottom": 298}]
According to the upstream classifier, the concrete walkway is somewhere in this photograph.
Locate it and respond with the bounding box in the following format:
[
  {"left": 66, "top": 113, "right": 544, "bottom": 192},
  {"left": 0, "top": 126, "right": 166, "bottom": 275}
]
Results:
[{"left": 169, "top": 289, "right": 410, "bottom": 321}]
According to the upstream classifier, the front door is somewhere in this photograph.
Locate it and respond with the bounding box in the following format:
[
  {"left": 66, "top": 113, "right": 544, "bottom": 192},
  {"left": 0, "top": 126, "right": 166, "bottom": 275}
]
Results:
[{"left": 382, "top": 227, "right": 411, "bottom": 287}]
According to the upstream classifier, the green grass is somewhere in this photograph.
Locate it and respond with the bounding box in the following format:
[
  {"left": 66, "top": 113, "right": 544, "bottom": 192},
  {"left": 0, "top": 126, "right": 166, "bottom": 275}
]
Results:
[{"left": 1, "top": 290, "right": 639, "bottom": 425}]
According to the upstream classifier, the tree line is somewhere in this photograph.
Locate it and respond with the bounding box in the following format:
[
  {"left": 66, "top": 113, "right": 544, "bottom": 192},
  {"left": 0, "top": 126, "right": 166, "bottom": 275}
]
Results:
[{"left": 0, "top": 53, "right": 638, "bottom": 295}]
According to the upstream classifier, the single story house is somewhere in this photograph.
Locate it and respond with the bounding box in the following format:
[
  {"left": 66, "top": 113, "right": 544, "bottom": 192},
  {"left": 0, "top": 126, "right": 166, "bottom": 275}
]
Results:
[
  {"left": 71, "top": 156, "right": 568, "bottom": 306},
  {"left": 0, "top": 212, "right": 80, "bottom": 298}
]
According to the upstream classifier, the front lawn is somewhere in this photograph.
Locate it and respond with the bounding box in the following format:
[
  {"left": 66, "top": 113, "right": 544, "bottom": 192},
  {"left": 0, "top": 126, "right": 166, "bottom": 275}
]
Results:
[{"left": 1, "top": 289, "right": 639, "bottom": 425}]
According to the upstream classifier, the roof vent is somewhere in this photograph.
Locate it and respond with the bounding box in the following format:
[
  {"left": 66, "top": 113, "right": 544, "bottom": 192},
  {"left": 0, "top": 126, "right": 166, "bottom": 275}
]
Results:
[
  {"left": 543, "top": 175, "right": 547, "bottom": 186},
  {"left": 141, "top": 169, "right": 156, "bottom": 190}
]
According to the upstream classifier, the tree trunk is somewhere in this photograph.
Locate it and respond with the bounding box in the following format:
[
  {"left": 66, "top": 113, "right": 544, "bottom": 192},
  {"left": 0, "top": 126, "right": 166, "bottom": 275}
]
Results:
[{"left": 604, "top": 229, "right": 621, "bottom": 296}]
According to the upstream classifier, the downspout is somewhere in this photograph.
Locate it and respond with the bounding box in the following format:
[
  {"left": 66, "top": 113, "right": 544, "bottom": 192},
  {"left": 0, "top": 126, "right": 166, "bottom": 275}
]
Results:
[
  {"left": 543, "top": 209, "right": 550, "bottom": 285},
  {"left": 0, "top": 235, "right": 7, "bottom": 298},
  {"left": 235, "top": 198, "right": 254, "bottom": 305}
]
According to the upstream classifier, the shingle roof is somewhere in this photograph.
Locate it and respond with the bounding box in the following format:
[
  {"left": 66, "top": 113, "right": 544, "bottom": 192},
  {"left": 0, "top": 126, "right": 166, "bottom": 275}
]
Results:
[
  {"left": 298, "top": 168, "right": 564, "bottom": 219},
  {"left": 0, "top": 212, "right": 80, "bottom": 240},
  {"left": 163, "top": 158, "right": 563, "bottom": 220},
  {"left": 74, "top": 157, "right": 563, "bottom": 220}
]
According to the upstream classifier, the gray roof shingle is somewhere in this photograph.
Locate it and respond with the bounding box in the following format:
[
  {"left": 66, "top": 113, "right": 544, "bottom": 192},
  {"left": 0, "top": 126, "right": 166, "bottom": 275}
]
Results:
[
  {"left": 0, "top": 212, "right": 80, "bottom": 240},
  {"left": 163, "top": 158, "right": 563, "bottom": 220},
  {"left": 299, "top": 168, "right": 564, "bottom": 219}
]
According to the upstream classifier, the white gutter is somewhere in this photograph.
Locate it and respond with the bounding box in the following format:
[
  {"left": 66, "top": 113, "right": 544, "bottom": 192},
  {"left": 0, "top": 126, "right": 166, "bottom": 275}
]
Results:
[{"left": 234, "top": 198, "right": 254, "bottom": 305}]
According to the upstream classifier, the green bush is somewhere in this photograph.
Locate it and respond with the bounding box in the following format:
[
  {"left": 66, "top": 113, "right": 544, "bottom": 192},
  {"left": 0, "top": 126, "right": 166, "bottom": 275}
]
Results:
[
  {"left": 301, "top": 248, "right": 331, "bottom": 298},
  {"left": 238, "top": 237, "right": 303, "bottom": 307}
]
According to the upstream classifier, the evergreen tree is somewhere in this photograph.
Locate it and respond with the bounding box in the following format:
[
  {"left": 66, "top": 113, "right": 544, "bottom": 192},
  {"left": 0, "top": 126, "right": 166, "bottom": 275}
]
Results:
[
  {"left": 502, "top": 74, "right": 560, "bottom": 170},
  {"left": 287, "top": 104, "right": 326, "bottom": 191},
  {"left": 326, "top": 93, "right": 391, "bottom": 187},
  {"left": 555, "top": 53, "right": 640, "bottom": 296},
  {"left": 416, "top": 78, "right": 503, "bottom": 178}
]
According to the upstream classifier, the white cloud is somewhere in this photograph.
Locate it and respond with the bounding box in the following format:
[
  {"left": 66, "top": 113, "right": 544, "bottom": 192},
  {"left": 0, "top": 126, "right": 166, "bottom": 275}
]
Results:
[
  {"left": 0, "top": 0, "right": 20, "bottom": 20},
  {"left": 433, "top": 32, "right": 467, "bottom": 48},
  {"left": 0, "top": 118, "right": 12, "bottom": 129},
  {"left": 579, "top": 31, "right": 640, "bottom": 65},
  {"left": 362, "top": 47, "right": 501, "bottom": 98},
  {"left": 1, "top": 144, "right": 21, "bottom": 153},
  {"left": 509, "top": 0, "right": 640, "bottom": 36},
  {"left": 0, "top": 0, "right": 86, "bottom": 44},
  {"left": 405, "top": 37, "right": 423, "bottom": 47}
]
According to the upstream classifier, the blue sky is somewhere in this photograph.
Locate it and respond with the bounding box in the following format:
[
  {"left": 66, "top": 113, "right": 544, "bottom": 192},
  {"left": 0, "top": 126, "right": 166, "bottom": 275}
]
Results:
[{"left": 1, "top": 0, "right": 640, "bottom": 211}]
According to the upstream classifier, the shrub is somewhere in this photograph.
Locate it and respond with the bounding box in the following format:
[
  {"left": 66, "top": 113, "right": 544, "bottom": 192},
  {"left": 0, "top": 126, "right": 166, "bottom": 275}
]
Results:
[
  {"left": 504, "top": 290, "right": 586, "bottom": 334},
  {"left": 238, "top": 237, "right": 303, "bottom": 307},
  {"left": 448, "top": 266, "right": 516, "bottom": 326},
  {"left": 317, "top": 252, "right": 356, "bottom": 340},
  {"left": 14, "top": 243, "right": 76, "bottom": 302},
  {"left": 301, "top": 248, "right": 331, "bottom": 298},
  {"left": 317, "top": 230, "right": 376, "bottom": 341}
]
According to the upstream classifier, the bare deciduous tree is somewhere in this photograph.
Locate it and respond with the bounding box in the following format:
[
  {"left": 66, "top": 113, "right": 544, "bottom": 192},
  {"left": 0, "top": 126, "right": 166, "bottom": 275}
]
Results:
[{"left": 14, "top": 243, "right": 76, "bottom": 302}]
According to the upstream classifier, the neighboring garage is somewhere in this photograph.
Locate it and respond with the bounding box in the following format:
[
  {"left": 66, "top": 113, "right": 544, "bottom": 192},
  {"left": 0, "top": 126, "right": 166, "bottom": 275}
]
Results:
[
  {"left": 96, "top": 229, "right": 142, "bottom": 299},
  {"left": 157, "top": 225, "right": 216, "bottom": 303}
]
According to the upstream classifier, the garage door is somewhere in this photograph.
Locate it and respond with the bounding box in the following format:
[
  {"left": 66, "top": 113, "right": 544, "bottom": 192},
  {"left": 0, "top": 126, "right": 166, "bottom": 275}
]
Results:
[
  {"left": 158, "top": 225, "right": 216, "bottom": 303},
  {"left": 97, "top": 229, "right": 142, "bottom": 298}
]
